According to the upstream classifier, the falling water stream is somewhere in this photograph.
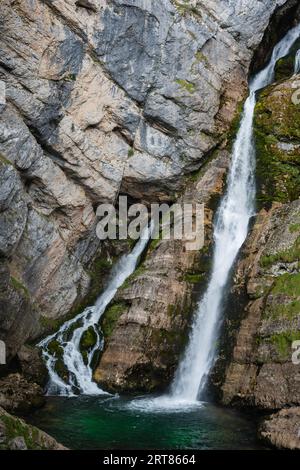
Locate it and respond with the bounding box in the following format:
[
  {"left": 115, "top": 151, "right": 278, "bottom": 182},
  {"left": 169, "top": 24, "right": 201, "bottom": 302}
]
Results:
[
  {"left": 169, "top": 23, "right": 300, "bottom": 403},
  {"left": 39, "top": 223, "right": 152, "bottom": 395},
  {"left": 295, "top": 49, "right": 300, "bottom": 74}
]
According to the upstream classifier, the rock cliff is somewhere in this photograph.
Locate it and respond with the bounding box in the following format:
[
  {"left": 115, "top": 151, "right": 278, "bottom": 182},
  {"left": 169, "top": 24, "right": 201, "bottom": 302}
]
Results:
[
  {"left": 216, "top": 75, "right": 300, "bottom": 449},
  {"left": 0, "top": 0, "right": 295, "bottom": 363},
  {"left": 1, "top": 0, "right": 300, "bottom": 451},
  {"left": 0, "top": 406, "right": 66, "bottom": 449}
]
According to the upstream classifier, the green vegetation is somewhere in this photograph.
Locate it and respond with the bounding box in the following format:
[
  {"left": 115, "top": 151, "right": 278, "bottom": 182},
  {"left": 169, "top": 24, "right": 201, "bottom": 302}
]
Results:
[
  {"left": 80, "top": 326, "right": 98, "bottom": 364},
  {"left": 254, "top": 83, "right": 300, "bottom": 206},
  {"left": 47, "top": 339, "right": 63, "bottom": 358},
  {"left": 262, "top": 271, "right": 300, "bottom": 322},
  {"left": 269, "top": 330, "right": 300, "bottom": 359},
  {"left": 183, "top": 273, "right": 205, "bottom": 284},
  {"left": 0, "top": 414, "right": 43, "bottom": 450},
  {"left": 10, "top": 276, "right": 30, "bottom": 299},
  {"left": 175, "top": 79, "right": 196, "bottom": 94},
  {"left": 128, "top": 148, "right": 134, "bottom": 158},
  {"left": 289, "top": 223, "right": 300, "bottom": 233},
  {"left": 101, "top": 302, "right": 127, "bottom": 339},
  {"left": 225, "top": 100, "right": 245, "bottom": 152},
  {"left": 80, "top": 326, "right": 97, "bottom": 349},
  {"left": 271, "top": 273, "right": 300, "bottom": 297},
  {"left": 264, "top": 300, "right": 300, "bottom": 320},
  {"left": 0, "top": 153, "right": 13, "bottom": 166},
  {"left": 64, "top": 73, "right": 76, "bottom": 82},
  {"left": 172, "top": 1, "right": 202, "bottom": 18},
  {"left": 274, "top": 38, "right": 300, "bottom": 82},
  {"left": 121, "top": 264, "right": 146, "bottom": 289},
  {"left": 260, "top": 237, "right": 300, "bottom": 268},
  {"left": 39, "top": 315, "right": 67, "bottom": 334},
  {"left": 194, "top": 50, "right": 208, "bottom": 65}
]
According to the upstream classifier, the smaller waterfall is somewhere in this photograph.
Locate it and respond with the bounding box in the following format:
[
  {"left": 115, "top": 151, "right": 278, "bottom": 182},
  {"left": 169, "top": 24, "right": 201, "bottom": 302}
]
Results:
[
  {"left": 39, "top": 223, "right": 152, "bottom": 396},
  {"left": 294, "top": 50, "right": 300, "bottom": 74}
]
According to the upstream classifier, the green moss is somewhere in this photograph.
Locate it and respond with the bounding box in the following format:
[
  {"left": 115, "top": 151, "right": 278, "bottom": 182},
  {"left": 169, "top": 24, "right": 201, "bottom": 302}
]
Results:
[
  {"left": 183, "top": 273, "right": 205, "bottom": 284},
  {"left": 10, "top": 276, "right": 30, "bottom": 299},
  {"left": 260, "top": 237, "right": 300, "bottom": 267},
  {"left": 274, "top": 56, "right": 295, "bottom": 82},
  {"left": 254, "top": 82, "right": 300, "bottom": 206},
  {"left": 39, "top": 315, "right": 67, "bottom": 333},
  {"left": 148, "top": 235, "right": 162, "bottom": 252},
  {"left": 0, "top": 153, "right": 13, "bottom": 166},
  {"left": 172, "top": 1, "right": 201, "bottom": 18},
  {"left": 289, "top": 223, "right": 300, "bottom": 233},
  {"left": 127, "top": 148, "right": 134, "bottom": 158},
  {"left": 167, "top": 304, "right": 176, "bottom": 318},
  {"left": 100, "top": 302, "right": 127, "bottom": 339},
  {"left": 149, "top": 325, "right": 189, "bottom": 362},
  {"left": 54, "top": 358, "right": 69, "bottom": 381},
  {"left": 225, "top": 100, "right": 245, "bottom": 151},
  {"left": 269, "top": 330, "right": 300, "bottom": 358},
  {"left": 121, "top": 264, "right": 146, "bottom": 289},
  {"left": 1, "top": 415, "right": 39, "bottom": 449},
  {"left": 195, "top": 50, "right": 207, "bottom": 63},
  {"left": 175, "top": 79, "right": 196, "bottom": 94},
  {"left": 64, "top": 73, "right": 76, "bottom": 82},
  {"left": 47, "top": 339, "right": 63, "bottom": 358},
  {"left": 274, "top": 38, "right": 300, "bottom": 82},
  {"left": 66, "top": 253, "right": 114, "bottom": 322},
  {"left": 80, "top": 326, "right": 97, "bottom": 350},
  {"left": 264, "top": 299, "right": 300, "bottom": 320},
  {"left": 271, "top": 273, "right": 300, "bottom": 297}
]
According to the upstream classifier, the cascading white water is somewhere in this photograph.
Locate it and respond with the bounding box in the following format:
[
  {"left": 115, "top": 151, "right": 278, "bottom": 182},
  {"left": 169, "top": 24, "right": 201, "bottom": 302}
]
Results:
[
  {"left": 39, "top": 223, "right": 152, "bottom": 396},
  {"left": 294, "top": 49, "right": 300, "bottom": 74},
  {"left": 170, "top": 24, "right": 300, "bottom": 403}
]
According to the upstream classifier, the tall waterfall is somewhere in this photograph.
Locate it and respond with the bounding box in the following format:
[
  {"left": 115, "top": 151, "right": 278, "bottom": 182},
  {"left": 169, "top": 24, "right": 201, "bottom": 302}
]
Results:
[
  {"left": 295, "top": 49, "right": 300, "bottom": 74},
  {"left": 170, "top": 24, "right": 300, "bottom": 403},
  {"left": 39, "top": 224, "right": 152, "bottom": 396}
]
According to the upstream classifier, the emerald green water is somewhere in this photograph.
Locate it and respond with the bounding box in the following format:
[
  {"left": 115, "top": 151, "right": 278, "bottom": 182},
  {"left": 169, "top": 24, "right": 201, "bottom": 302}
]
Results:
[{"left": 28, "top": 395, "right": 264, "bottom": 450}]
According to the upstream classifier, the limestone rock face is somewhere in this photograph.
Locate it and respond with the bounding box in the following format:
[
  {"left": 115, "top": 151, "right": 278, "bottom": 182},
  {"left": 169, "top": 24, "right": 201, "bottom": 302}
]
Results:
[
  {"left": 0, "top": 0, "right": 293, "bottom": 363},
  {"left": 94, "top": 150, "right": 229, "bottom": 391},
  {"left": 259, "top": 408, "right": 300, "bottom": 450},
  {"left": 220, "top": 200, "right": 300, "bottom": 409},
  {"left": 0, "top": 373, "right": 45, "bottom": 414},
  {"left": 218, "top": 75, "right": 300, "bottom": 411}
]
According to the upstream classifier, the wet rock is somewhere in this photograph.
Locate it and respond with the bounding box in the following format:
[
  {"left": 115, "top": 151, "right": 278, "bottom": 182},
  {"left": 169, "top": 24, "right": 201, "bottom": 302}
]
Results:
[
  {"left": 0, "top": 406, "right": 66, "bottom": 450},
  {"left": 8, "top": 436, "right": 27, "bottom": 450},
  {"left": 220, "top": 200, "right": 300, "bottom": 410},
  {"left": 17, "top": 346, "right": 48, "bottom": 387},
  {"left": 94, "top": 150, "right": 230, "bottom": 392},
  {"left": 259, "top": 407, "right": 300, "bottom": 450},
  {"left": 215, "top": 71, "right": 300, "bottom": 417},
  {"left": 0, "top": 373, "right": 45, "bottom": 414},
  {"left": 0, "top": 0, "right": 292, "bottom": 365},
  {"left": 254, "top": 75, "right": 300, "bottom": 205}
]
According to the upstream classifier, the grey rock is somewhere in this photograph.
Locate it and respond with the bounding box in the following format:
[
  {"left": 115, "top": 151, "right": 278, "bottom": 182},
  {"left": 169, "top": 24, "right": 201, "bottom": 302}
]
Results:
[
  {"left": 8, "top": 436, "right": 27, "bottom": 450},
  {"left": 0, "top": 0, "right": 295, "bottom": 369}
]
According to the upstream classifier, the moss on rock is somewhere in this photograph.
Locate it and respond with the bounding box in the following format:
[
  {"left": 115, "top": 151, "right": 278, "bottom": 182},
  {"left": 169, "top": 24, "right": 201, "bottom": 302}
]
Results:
[
  {"left": 100, "top": 302, "right": 127, "bottom": 340},
  {"left": 260, "top": 236, "right": 300, "bottom": 267},
  {"left": 274, "top": 38, "right": 300, "bottom": 82},
  {"left": 254, "top": 78, "right": 300, "bottom": 206}
]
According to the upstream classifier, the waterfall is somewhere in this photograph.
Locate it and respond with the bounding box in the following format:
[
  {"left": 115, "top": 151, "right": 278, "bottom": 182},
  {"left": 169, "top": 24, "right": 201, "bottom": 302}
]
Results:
[
  {"left": 39, "top": 223, "right": 152, "bottom": 396},
  {"left": 170, "top": 24, "right": 300, "bottom": 403},
  {"left": 295, "top": 49, "right": 300, "bottom": 74}
]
